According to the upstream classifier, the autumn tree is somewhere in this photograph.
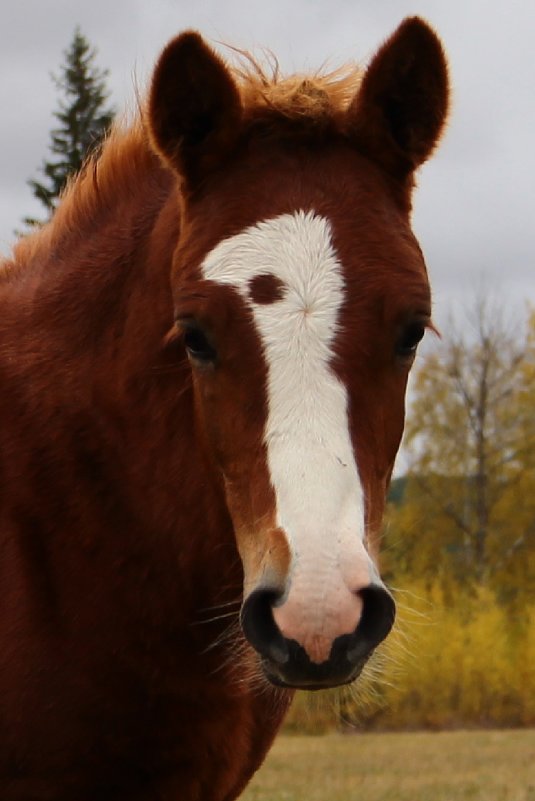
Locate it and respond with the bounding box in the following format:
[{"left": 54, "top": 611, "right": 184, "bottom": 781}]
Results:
[
  {"left": 26, "top": 28, "right": 114, "bottom": 224},
  {"left": 495, "top": 308, "right": 535, "bottom": 604},
  {"left": 384, "top": 301, "right": 535, "bottom": 602}
]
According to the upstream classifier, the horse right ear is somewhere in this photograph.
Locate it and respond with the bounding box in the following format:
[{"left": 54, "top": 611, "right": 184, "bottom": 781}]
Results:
[{"left": 148, "top": 32, "right": 242, "bottom": 189}]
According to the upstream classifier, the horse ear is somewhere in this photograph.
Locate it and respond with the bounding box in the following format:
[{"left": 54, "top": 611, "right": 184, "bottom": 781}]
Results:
[
  {"left": 348, "top": 17, "right": 449, "bottom": 180},
  {"left": 148, "top": 32, "right": 242, "bottom": 188}
]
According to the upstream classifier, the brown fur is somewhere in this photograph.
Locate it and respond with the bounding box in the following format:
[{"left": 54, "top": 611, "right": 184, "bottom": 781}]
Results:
[
  {"left": 0, "top": 17, "right": 448, "bottom": 801},
  {"left": 247, "top": 273, "right": 286, "bottom": 305}
]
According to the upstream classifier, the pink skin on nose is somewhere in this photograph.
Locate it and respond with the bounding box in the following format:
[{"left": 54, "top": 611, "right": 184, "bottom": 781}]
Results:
[{"left": 272, "top": 574, "right": 365, "bottom": 664}]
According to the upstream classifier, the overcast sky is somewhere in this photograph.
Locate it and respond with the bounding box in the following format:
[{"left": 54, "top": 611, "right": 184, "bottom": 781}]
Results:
[{"left": 1, "top": 0, "right": 534, "bottom": 329}]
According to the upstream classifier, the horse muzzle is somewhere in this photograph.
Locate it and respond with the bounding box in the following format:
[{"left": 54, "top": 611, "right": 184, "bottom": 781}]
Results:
[{"left": 240, "top": 584, "right": 395, "bottom": 689}]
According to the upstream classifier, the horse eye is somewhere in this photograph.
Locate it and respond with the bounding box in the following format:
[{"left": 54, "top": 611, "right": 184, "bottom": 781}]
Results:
[
  {"left": 181, "top": 323, "right": 216, "bottom": 364},
  {"left": 396, "top": 321, "right": 426, "bottom": 361}
]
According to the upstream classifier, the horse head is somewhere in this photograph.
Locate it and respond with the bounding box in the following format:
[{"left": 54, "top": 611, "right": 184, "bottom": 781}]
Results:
[{"left": 147, "top": 18, "right": 449, "bottom": 690}]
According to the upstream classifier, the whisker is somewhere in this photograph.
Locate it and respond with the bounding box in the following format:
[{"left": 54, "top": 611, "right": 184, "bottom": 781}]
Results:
[
  {"left": 201, "top": 619, "right": 242, "bottom": 656},
  {"left": 198, "top": 598, "right": 243, "bottom": 614},
  {"left": 191, "top": 610, "right": 241, "bottom": 626}
]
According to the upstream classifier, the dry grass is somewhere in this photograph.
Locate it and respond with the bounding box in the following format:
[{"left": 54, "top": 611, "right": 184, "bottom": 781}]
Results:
[{"left": 239, "top": 730, "right": 535, "bottom": 801}]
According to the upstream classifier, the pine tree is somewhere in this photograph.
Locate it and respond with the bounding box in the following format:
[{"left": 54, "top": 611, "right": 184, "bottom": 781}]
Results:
[{"left": 26, "top": 28, "right": 115, "bottom": 224}]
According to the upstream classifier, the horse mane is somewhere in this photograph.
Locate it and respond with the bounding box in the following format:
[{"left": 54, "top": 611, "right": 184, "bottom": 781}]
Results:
[
  {"left": 9, "top": 118, "right": 157, "bottom": 271},
  {"left": 8, "top": 51, "right": 362, "bottom": 273}
]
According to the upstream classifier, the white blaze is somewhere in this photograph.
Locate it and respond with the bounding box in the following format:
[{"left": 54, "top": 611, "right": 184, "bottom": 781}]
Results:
[{"left": 202, "top": 211, "right": 372, "bottom": 662}]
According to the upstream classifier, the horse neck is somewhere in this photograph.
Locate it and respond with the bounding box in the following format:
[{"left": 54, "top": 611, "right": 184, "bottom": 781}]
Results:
[{"left": 2, "top": 156, "right": 236, "bottom": 606}]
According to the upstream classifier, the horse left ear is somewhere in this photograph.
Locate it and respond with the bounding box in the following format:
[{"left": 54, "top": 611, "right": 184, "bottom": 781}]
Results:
[
  {"left": 148, "top": 32, "right": 242, "bottom": 188},
  {"left": 347, "top": 17, "right": 449, "bottom": 180}
]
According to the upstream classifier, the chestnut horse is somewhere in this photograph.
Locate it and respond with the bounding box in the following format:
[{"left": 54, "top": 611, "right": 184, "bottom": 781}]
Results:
[{"left": 0, "top": 17, "right": 448, "bottom": 801}]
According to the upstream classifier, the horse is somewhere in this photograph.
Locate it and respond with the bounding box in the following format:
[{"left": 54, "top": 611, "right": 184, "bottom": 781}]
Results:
[{"left": 0, "top": 16, "right": 448, "bottom": 801}]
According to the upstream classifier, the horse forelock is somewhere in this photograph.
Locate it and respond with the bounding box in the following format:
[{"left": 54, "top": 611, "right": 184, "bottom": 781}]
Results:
[{"left": 230, "top": 52, "right": 362, "bottom": 130}]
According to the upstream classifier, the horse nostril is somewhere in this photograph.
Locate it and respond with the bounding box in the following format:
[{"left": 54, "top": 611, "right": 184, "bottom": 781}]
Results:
[
  {"left": 241, "top": 588, "right": 289, "bottom": 665},
  {"left": 347, "top": 584, "right": 396, "bottom": 664}
]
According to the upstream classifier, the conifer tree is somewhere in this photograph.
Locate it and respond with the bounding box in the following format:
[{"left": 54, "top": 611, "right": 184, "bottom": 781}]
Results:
[{"left": 26, "top": 28, "right": 114, "bottom": 224}]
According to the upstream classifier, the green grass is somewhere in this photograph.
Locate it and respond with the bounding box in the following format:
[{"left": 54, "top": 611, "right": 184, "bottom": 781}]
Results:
[{"left": 239, "top": 730, "right": 535, "bottom": 801}]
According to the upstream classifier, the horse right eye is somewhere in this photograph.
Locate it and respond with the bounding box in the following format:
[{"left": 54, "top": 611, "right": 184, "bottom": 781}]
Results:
[
  {"left": 181, "top": 323, "right": 217, "bottom": 364},
  {"left": 395, "top": 320, "right": 427, "bottom": 363}
]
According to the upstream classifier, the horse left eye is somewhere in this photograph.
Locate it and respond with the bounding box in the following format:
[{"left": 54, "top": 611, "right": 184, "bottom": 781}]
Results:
[
  {"left": 396, "top": 321, "right": 426, "bottom": 360},
  {"left": 181, "top": 323, "right": 216, "bottom": 364}
]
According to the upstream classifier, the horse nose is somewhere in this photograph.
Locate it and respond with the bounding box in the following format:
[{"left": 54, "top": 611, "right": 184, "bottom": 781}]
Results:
[{"left": 240, "top": 584, "right": 395, "bottom": 688}]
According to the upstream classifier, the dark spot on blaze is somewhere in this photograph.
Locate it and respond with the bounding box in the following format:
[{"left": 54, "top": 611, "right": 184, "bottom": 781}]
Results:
[{"left": 248, "top": 273, "right": 286, "bottom": 305}]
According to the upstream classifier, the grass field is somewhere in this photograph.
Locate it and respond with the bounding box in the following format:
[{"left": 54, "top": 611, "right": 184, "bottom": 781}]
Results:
[{"left": 239, "top": 729, "right": 535, "bottom": 801}]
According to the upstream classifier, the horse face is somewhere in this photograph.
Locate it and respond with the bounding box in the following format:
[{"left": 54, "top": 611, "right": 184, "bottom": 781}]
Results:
[
  {"left": 171, "top": 150, "right": 432, "bottom": 688},
  {"left": 149, "top": 19, "right": 448, "bottom": 688}
]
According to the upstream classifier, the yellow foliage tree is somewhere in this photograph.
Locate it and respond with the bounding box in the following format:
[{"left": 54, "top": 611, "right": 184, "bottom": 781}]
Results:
[
  {"left": 385, "top": 302, "right": 535, "bottom": 605},
  {"left": 365, "top": 582, "right": 535, "bottom": 729}
]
